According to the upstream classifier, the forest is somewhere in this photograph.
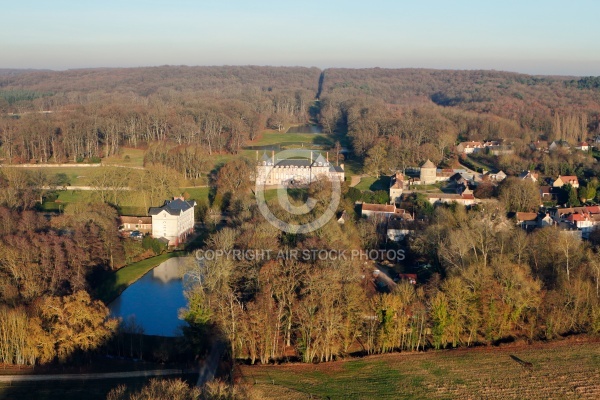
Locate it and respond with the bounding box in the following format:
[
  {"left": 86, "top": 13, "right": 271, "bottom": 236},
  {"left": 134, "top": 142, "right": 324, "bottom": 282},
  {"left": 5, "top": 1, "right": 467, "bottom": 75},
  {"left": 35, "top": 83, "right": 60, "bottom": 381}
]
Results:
[
  {"left": 1, "top": 65, "right": 600, "bottom": 371},
  {"left": 180, "top": 177, "right": 600, "bottom": 364}
]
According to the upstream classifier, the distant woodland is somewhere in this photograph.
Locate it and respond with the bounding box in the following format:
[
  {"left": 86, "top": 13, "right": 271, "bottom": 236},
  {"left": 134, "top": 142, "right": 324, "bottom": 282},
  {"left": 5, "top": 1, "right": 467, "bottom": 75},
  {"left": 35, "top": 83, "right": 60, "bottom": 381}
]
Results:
[{"left": 1, "top": 66, "right": 600, "bottom": 173}]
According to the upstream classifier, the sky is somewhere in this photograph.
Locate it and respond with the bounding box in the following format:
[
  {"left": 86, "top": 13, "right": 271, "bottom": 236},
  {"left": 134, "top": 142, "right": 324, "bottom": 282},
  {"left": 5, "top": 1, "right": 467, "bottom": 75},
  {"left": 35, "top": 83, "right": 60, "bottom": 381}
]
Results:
[{"left": 1, "top": 0, "right": 599, "bottom": 76}]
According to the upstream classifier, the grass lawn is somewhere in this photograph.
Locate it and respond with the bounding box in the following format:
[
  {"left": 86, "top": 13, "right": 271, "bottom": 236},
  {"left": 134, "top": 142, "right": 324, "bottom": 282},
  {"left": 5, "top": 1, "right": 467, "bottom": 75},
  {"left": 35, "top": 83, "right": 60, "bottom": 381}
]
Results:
[
  {"left": 95, "top": 251, "right": 185, "bottom": 304},
  {"left": 341, "top": 158, "right": 363, "bottom": 178},
  {"left": 181, "top": 187, "right": 210, "bottom": 203},
  {"left": 20, "top": 166, "right": 103, "bottom": 186},
  {"left": 251, "top": 131, "right": 330, "bottom": 147},
  {"left": 241, "top": 338, "right": 600, "bottom": 400},
  {"left": 354, "top": 175, "right": 390, "bottom": 191},
  {"left": 41, "top": 186, "right": 211, "bottom": 215}
]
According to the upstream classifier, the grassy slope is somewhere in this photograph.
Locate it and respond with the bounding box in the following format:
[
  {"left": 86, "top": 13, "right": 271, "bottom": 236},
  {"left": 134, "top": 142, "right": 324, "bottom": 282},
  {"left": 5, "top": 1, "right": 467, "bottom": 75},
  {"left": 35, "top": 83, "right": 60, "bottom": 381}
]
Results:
[
  {"left": 95, "top": 251, "right": 185, "bottom": 304},
  {"left": 354, "top": 176, "right": 391, "bottom": 191},
  {"left": 241, "top": 338, "right": 600, "bottom": 400}
]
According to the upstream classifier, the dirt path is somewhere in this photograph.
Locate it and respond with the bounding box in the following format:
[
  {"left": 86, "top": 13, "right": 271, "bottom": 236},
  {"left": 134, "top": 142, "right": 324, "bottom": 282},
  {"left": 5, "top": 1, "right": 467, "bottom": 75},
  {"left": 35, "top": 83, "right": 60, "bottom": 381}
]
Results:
[{"left": 349, "top": 175, "right": 363, "bottom": 187}]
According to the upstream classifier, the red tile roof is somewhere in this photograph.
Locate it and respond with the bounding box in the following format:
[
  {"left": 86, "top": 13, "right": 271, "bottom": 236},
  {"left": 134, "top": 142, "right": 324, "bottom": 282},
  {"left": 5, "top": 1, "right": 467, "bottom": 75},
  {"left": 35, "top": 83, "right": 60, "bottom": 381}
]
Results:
[
  {"left": 516, "top": 212, "right": 537, "bottom": 222},
  {"left": 558, "top": 175, "right": 579, "bottom": 184},
  {"left": 362, "top": 203, "right": 396, "bottom": 213}
]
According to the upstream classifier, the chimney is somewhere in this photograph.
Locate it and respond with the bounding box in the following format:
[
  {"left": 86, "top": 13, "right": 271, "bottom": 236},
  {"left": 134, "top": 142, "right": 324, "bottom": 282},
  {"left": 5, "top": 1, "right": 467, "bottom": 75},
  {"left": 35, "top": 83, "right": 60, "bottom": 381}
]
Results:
[
  {"left": 340, "top": 163, "right": 344, "bottom": 170},
  {"left": 326, "top": 152, "right": 329, "bottom": 162},
  {"left": 256, "top": 150, "right": 258, "bottom": 162},
  {"left": 310, "top": 151, "right": 313, "bottom": 164},
  {"left": 272, "top": 150, "right": 275, "bottom": 165}
]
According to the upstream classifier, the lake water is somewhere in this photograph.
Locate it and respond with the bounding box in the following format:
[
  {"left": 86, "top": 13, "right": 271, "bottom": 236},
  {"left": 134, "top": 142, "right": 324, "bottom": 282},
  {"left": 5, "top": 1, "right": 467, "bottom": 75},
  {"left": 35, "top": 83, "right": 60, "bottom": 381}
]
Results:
[{"left": 109, "top": 257, "right": 192, "bottom": 337}]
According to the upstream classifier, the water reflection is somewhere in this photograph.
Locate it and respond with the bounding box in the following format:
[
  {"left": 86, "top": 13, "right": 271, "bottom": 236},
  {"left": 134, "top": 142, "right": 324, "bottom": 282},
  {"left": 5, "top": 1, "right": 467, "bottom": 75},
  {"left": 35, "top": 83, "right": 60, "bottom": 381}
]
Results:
[{"left": 109, "top": 257, "right": 192, "bottom": 337}]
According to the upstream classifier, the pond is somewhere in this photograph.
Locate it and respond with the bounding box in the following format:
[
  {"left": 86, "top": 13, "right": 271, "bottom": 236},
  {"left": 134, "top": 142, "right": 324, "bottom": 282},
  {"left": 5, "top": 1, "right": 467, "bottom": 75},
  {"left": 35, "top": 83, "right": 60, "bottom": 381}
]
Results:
[{"left": 109, "top": 257, "right": 193, "bottom": 337}]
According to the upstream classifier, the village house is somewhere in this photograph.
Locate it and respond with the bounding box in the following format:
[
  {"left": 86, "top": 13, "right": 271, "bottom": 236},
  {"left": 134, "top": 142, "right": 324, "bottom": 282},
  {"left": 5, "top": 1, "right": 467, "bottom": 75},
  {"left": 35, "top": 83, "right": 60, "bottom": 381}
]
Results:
[
  {"left": 255, "top": 151, "right": 344, "bottom": 186},
  {"left": 540, "top": 186, "right": 560, "bottom": 202},
  {"left": 530, "top": 140, "right": 549, "bottom": 152},
  {"left": 119, "top": 216, "right": 152, "bottom": 234},
  {"left": 519, "top": 170, "right": 539, "bottom": 183},
  {"left": 456, "top": 141, "right": 484, "bottom": 154},
  {"left": 386, "top": 218, "right": 414, "bottom": 242},
  {"left": 389, "top": 172, "right": 405, "bottom": 203},
  {"left": 515, "top": 212, "right": 555, "bottom": 232},
  {"left": 515, "top": 212, "right": 539, "bottom": 231},
  {"left": 484, "top": 141, "right": 514, "bottom": 155},
  {"left": 457, "top": 140, "right": 512, "bottom": 155},
  {"left": 486, "top": 170, "right": 507, "bottom": 182},
  {"left": 361, "top": 203, "right": 413, "bottom": 220},
  {"left": 549, "top": 140, "right": 571, "bottom": 152},
  {"left": 149, "top": 197, "right": 196, "bottom": 246},
  {"left": 548, "top": 206, "right": 600, "bottom": 238},
  {"left": 552, "top": 175, "right": 579, "bottom": 189},
  {"left": 425, "top": 192, "right": 478, "bottom": 206},
  {"left": 575, "top": 142, "right": 590, "bottom": 151},
  {"left": 410, "top": 160, "right": 480, "bottom": 186}
]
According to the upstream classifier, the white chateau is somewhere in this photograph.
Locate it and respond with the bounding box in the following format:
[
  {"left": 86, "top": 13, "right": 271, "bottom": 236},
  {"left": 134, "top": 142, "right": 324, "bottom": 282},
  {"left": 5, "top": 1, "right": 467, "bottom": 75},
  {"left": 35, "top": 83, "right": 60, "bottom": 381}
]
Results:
[
  {"left": 255, "top": 151, "right": 344, "bottom": 186},
  {"left": 149, "top": 197, "right": 196, "bottom": 246}
]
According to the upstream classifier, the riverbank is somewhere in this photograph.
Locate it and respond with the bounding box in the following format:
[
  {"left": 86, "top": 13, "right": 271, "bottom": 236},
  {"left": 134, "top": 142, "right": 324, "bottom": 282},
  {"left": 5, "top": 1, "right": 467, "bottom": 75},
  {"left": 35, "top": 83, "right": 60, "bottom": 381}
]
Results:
[{"left": 96, "top": 251, "right": 186, "bottom": 304}]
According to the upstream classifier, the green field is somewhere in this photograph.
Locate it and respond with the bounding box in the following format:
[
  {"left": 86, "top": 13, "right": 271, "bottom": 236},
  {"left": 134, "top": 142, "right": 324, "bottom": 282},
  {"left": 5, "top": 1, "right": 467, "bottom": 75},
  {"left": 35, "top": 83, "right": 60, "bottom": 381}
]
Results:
[{"left": 241, "top": 338, "right": 600, "bottom": 399}]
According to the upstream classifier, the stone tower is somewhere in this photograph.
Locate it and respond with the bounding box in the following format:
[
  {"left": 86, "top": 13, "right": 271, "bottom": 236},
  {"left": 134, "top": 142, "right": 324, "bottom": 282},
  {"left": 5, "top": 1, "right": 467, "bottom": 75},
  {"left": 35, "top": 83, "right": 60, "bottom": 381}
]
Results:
[{"left": 419, "top": 159, "right": 437, "bottom": 184}]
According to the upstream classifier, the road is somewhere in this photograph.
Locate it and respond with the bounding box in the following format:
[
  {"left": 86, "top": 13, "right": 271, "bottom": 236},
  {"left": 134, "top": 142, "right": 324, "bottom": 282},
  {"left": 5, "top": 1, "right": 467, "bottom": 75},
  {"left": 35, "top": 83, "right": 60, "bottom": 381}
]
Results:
[
  {"left": 0, "top": 163, "right": 145, "bottom": 170},
  {"left": 196, "top": 340, "right": 226, "bottom": 387},
  {"left": 0, "top": 368, "right": 195, "bottom": 383}
]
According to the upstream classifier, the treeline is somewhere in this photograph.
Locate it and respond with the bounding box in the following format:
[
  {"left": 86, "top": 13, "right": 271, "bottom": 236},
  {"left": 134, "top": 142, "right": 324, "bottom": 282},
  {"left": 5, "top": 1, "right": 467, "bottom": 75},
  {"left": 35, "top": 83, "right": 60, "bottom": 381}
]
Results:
[
  {"left": 0, "top": 205, "right": 124, "bottom": 304},
  {"left": 0, "top": 291, "right": 115, "bottom": 365},
  {"left": 318, "top": 68, "right": 600, "bottom": 166},
  {"left": 185, "top": 178, "right": 600, "bottom": 364}
]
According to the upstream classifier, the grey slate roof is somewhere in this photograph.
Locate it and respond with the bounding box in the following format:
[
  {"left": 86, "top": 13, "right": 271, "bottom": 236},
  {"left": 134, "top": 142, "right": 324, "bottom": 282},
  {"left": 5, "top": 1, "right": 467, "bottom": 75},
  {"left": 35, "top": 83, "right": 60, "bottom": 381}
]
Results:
[
  {"left": 275, "top": 159, "right": 312, "bottom": 167},
  {"left": 149, "top": 198, "right": 197, "bottom": 216}
]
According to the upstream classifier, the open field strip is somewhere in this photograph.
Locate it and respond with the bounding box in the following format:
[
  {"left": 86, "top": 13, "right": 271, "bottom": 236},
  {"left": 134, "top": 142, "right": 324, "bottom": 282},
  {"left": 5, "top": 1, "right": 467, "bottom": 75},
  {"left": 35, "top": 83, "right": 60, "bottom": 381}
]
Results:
[{"left": 241, "top": 338, "right": 600, "bottom": 400}]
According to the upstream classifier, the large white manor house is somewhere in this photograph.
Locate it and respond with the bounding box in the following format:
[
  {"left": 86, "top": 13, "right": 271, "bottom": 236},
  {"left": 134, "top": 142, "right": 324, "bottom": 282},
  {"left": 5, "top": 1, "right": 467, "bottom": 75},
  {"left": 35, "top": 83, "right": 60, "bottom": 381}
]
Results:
[{"left": 255, "top": 151, "right": 345, "bottom": 186}]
